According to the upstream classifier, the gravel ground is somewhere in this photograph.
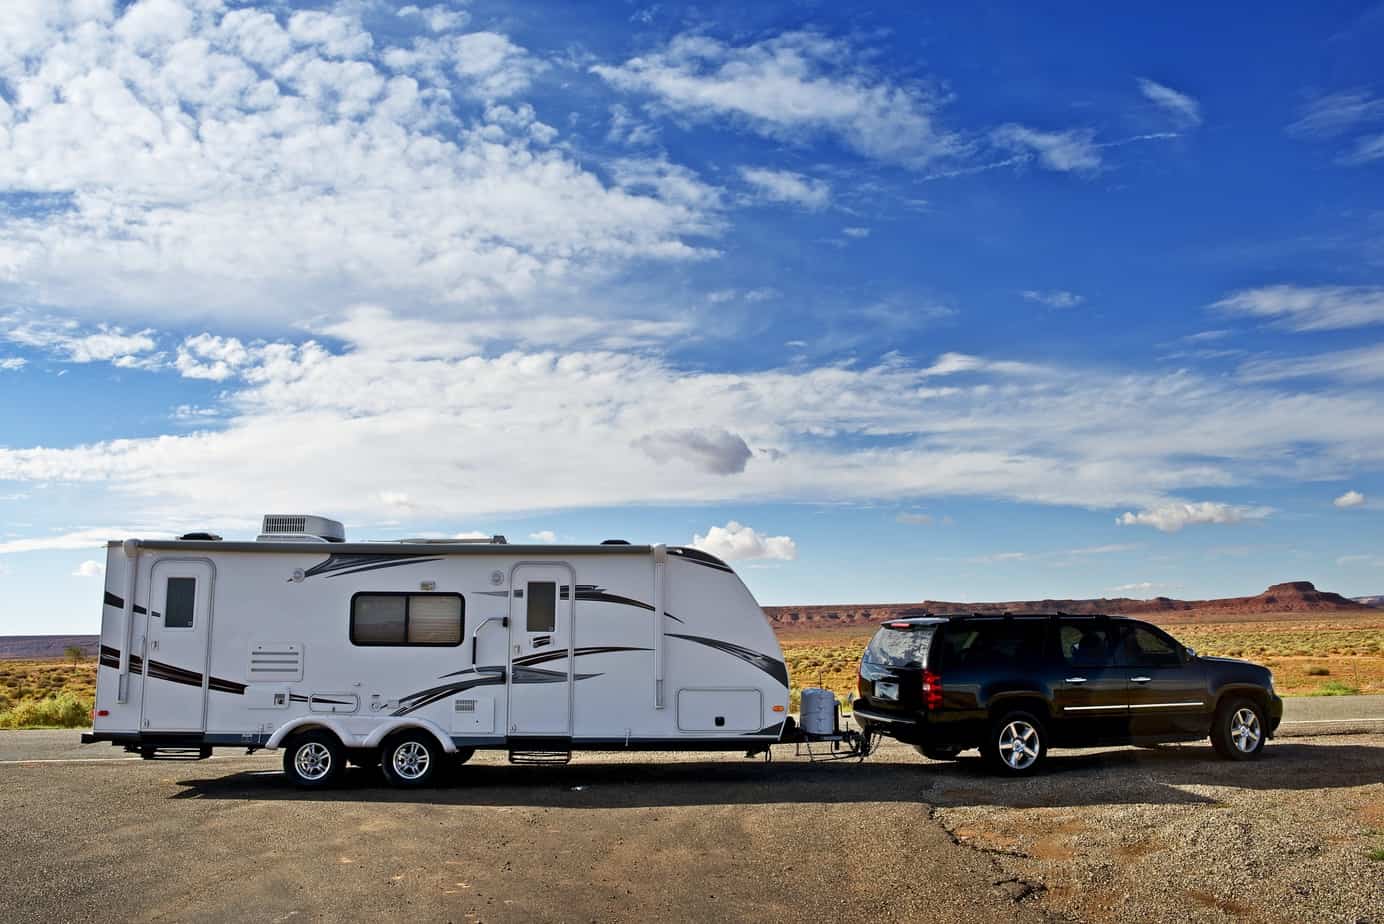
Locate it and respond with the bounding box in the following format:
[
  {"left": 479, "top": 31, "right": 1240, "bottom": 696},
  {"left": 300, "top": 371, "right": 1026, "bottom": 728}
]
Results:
[{"left": 0, "top": 731, "right": 1379, "bottom": 923}]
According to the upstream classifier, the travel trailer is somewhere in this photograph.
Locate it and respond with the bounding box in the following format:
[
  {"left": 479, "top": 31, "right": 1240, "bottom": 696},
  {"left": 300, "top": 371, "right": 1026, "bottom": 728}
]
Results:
[{"left": 83, "top": 515, "right": 805, "bottom": 787}]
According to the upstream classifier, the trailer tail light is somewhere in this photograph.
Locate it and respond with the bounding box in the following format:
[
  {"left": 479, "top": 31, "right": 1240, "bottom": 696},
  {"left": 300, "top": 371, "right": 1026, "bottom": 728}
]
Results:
[
  {"left": 96, "top": 709, "right": 109, "bottom": 717},
  {"left": 921, "top": 670, "right": 943, "bottom": 711}
]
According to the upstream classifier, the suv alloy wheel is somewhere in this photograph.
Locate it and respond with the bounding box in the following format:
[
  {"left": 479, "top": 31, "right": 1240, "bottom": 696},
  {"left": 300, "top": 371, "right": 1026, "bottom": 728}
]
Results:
[{"left": 984, "top": 710, "right": 1047, "bottom": 775}]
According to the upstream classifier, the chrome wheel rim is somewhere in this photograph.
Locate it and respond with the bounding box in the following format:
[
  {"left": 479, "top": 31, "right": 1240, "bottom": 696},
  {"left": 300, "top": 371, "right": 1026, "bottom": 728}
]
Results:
[
  {"left": 998, "top": 720, "right": 1040, "bottom": 770},
  {"left": 392, "top": 741, "right": 431, "bottom": 780},
  {"left": 1230, "top": 707, "right": 1261, "bottom": 753},
  {"left": 294, "top": 742, "right": 332, "bottom": 781}
]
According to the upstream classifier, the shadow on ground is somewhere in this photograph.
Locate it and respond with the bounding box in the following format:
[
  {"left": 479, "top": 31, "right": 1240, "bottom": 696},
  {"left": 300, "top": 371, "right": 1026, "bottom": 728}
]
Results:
[{"left": 171, "top": 739, "right": 1383, "bottom": 809}]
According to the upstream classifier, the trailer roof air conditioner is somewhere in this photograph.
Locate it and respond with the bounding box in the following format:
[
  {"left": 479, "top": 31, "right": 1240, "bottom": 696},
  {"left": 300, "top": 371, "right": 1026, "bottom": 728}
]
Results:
[{"left": 257, "top": 514, "right": 346, "bottom": 543}]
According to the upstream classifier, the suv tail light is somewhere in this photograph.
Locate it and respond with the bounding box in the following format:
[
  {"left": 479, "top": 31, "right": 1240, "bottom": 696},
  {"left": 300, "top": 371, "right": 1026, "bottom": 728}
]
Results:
[{"left": 922, "top": 669, "right": 943, "bottom": 710}]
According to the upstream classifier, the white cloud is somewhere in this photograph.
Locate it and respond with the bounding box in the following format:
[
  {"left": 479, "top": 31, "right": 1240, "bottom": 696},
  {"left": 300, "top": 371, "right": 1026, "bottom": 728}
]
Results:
[
  {"left": 4, "top": 310, "right": 1384, "bottom": 538},
  {"left": 72, "top": 559, "right": 105, "bottom": 578},
  {"left": 1021, "top": 290, "right": 1084, "bottom": 308},
  {"left": 1116, "top": 501, "right": 1272, "bottom": 533},
  {"left": 992, "top": 125, "right": 1101, "bottom": 173},
  {"left": 634, "top": 428, "right": 753, "bottom": 475},
  {"left": 528, "top": 530, "right": 556, "bottom": 543},
  {"left": 895, "top": 512, "right": 933, "bottom": 525},
  {"left": 3, "top": 314, "right": 159, "bottom": 366},
  {"left": 1112, "top": 581, "right": 1156, "bottom": 593},
  {"left": 398, "top": 5, "right": 470, "bottom": 33},
  {"left": 1340, "top": 133, "right": 1384, "bottom": 166},
  {"left": 738, "top": 167, "right": 831, "bottom": 210},
  {"left": 607, "top": 103, "right": 659, "bottom": 146},
  {"left": 592, "top": 31, "right": 962, "bottom": 167},
  {"left": 842, "top": 227, "right": 870, "bottom": 239},
  {"left": 0, "top": 528, "right": 136, "bottom": 555},
  {"left": 969, "top": 551, "right": 1028, "bottom": 564},
  {"left": 1334, "top": 490, "right": 1366, "bottom": 509},
  {"left": 1288, "top": 90, "right": 1384, "bottom": 139},
  {"left": 1238, "top": 343, "right": 1384, "bottom": 383},
  {"left": 1137, "top": 78, "right": 1201, "bottom": 127},
  {"left": 453, "top": 531, "right": 492, "bottom": 540},
  {"left": 691, "top": 521, "right": 796, "bottom": 562},
  {"left": 1213, "top": 285, "right": 1384, "bottom": 331},
  {"left": 0, "top": 5, "right": 716, "bottom": 326},
  {"left": 0, "top": 357, "right": 26, "bottom": 371}
]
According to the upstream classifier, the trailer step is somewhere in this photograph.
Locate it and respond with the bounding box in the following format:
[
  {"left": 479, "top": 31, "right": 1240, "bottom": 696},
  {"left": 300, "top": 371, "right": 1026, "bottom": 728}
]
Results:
[
  {"left": 508, "top": 750, "right": 572, "bottom": 766},
  {"left": 139, "top": 746, "right": 213, "bottom": 761}
]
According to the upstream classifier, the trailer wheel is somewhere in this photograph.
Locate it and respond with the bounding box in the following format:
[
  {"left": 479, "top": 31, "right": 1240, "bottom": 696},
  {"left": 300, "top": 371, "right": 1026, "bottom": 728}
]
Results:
[
  {"left": 283, "top": 730, "right": 344, "bottom": 788},
  {"left": 381, "top": 731, "right": 443, "bottom": 787}
]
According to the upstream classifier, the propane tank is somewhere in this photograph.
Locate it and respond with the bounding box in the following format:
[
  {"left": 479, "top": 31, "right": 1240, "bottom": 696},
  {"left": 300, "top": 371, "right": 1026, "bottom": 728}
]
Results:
[{"left": 800, "top": 688, "right": 838, "bottom": 736}]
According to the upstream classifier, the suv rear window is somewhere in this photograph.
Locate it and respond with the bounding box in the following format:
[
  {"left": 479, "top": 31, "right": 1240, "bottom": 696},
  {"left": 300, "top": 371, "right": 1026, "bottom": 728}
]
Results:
[{"left": 864, "top": 626, "right": 936, "bottom": 668}]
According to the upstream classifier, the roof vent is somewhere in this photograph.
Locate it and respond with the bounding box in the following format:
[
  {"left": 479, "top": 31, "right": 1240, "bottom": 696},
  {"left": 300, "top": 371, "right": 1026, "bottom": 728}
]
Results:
[{"left": 258, "top": 514, "right": 346, "bottom": 543}]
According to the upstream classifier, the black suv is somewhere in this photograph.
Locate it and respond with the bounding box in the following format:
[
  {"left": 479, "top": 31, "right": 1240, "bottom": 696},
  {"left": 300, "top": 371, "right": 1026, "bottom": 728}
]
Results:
[{"left": 852, "top": 614, "right": 1282, "bottom": 775}]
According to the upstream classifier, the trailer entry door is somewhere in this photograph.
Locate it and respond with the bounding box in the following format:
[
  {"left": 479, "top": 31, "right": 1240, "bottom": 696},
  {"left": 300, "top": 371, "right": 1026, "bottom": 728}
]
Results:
[
  {"left": 141, "top": 559, "right": 215, "bottom": 732},
  {"left": 507, "top": 563, "right": 575, "bottom": 737}
]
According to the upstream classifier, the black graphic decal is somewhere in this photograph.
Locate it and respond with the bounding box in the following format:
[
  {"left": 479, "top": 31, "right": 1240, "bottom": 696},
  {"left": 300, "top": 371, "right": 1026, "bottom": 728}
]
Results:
[
  {"left": 667, "top": 633, "right": 789, "bottom": 688},
  {"left": 666, "top": 547, "right": 734, "bottom": 573},
  {"left": 302, "top": 553, "right": 443, "bottom": 580}
]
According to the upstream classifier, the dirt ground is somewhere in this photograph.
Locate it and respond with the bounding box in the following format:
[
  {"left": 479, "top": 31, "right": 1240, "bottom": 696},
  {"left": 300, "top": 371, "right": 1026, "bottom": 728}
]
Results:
[{"left": 0, "top": 730, "right": 1380, "bottom": 923}]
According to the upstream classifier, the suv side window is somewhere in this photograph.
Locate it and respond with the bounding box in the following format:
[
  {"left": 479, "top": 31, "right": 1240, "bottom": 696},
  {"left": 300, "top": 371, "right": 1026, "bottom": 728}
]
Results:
[
  {"left": 1059, "top": 622, "right": 1118, "bottom": 668},
  {"left": 940, "top": 620, "right": 1047, "bottom": 670},
  {"left": 1117, "top": 623, "right": 1182, "bottom": 668}
]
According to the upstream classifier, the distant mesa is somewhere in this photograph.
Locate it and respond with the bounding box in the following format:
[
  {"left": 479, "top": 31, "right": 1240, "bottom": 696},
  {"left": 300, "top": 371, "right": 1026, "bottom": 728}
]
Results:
[{"left": 764, "top": 581, "right": 1375, "bottom": 628}]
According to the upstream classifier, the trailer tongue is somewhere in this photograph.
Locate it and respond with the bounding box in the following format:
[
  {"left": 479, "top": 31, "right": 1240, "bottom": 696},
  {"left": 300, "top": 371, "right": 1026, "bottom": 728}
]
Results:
[{"left": 754, "top": 687, "right": 879, "bottom": 763}]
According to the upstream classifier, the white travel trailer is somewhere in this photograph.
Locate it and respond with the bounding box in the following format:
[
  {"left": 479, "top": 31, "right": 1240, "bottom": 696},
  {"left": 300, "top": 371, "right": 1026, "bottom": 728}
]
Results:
[{"left": 84, "top": 515, "right": 797, "bottom": 787}]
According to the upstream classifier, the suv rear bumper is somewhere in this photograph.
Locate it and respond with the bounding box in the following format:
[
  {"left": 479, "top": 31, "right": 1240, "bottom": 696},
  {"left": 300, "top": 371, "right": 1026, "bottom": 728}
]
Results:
[{"left": 852, "top": 704, "right": 919, "bottom": 728}]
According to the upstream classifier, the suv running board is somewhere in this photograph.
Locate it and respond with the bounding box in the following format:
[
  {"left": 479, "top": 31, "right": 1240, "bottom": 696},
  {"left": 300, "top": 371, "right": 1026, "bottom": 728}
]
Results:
[{"left": 508, "top": 750, "right": 572, "bottom": 766}]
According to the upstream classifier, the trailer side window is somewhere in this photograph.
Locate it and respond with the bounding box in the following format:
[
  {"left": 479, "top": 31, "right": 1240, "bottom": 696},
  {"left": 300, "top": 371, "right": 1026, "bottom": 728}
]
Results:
[
  {"left": 350, "top": 593, "right": 464, "bottom": 646},
  {"left": 526, "top": 582, "right": 557, "bottom": 633},
  {"left": 164, "top": 577, "right": 196, "bottom": 629}
]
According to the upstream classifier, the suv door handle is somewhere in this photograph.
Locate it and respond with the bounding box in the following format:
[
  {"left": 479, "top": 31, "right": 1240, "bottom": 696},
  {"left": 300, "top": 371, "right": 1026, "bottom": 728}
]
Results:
[
  {"left": 1130, "top": 676, "right": 1151, "bottom": 683},
  {"left": 1065, "top": 677, "right": 1087, "bottom": 684}
]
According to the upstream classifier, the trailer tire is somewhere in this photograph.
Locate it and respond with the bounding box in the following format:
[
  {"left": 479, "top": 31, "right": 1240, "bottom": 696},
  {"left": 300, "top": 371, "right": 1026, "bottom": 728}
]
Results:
[
  {"left": 381, "top": 730, "right": 443, "bottom": 788},
  {"left": 283, "top": 730, "right": 345, "bottom": 788}
]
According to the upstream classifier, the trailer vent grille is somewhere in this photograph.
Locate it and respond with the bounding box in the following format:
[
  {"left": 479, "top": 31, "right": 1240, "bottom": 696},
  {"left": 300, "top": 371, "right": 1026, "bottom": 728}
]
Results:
[
  {"left": 249, "top": 643, "right": 303, "bottom": 682},
  {"left": 455, "top": 699, "right": 477, "bottom": 713},
  {"left": 263, "top": 515, "right": 307, "bottom": 534}
]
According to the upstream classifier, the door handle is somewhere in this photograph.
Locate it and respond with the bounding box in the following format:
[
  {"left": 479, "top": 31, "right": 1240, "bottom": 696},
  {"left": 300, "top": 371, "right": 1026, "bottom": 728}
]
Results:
[
  {"left": 1065, "top": 677, "right": 1087, "bottom": 684},
  {"left": 1130, "top": 676, "right": 1151, "bottom": 683}
]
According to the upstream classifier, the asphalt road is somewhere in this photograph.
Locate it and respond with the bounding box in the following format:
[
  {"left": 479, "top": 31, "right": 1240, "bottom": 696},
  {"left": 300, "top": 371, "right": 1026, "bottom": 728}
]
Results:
[{"left": 0, "top": 727, "right": 1381, "bottom": 923}]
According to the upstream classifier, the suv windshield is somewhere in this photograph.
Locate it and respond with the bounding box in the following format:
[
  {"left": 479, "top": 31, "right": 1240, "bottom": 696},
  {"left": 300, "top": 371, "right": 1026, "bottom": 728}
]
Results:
[{"left": 864, "top": 626, "right": 936, "bottom": 668}]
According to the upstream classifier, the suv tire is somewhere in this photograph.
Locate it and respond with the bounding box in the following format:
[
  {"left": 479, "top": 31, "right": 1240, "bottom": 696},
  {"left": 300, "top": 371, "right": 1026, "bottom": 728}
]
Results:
[
  {"left": 283, "top": 729, "right": 345, "bottom": 788},
  {"left": 983, "top": 710, "right": 1047, "bottom": 776},
  {"left": 381, "top": 730, "right": 443, "bottom": 787},
  {"left": 1211, "top": 698, "right": 1266, "bottom": 760}
]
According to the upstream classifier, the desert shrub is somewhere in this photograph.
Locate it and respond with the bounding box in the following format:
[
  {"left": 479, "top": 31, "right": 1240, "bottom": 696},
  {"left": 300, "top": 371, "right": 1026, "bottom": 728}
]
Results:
[
  {"left": 1308, "top": 680, "right": 1361, "bottom": 697},
  {"left": 0, "top": 692, "right": 93, "bottom": 729},
  {"left": 1305, "top": 666, "right": 1330, "bottom": 676}
]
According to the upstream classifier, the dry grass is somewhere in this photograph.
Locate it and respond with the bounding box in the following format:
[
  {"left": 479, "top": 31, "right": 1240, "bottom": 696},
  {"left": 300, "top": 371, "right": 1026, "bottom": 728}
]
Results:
[
  {"left": 0, "top": 658, "right": 96, "bottom": 728},
  {"left": 778, "top": 615, "right": 1384, "bottom": 703}
]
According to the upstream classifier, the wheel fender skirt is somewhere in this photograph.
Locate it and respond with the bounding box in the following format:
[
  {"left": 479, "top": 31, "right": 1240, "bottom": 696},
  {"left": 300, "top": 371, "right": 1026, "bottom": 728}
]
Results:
[
  {"left": 266, "top": 716, "right": 360, "bottom": 750},
  {"left": 361, "top": 719, "right": 456, "bottom": 754}
]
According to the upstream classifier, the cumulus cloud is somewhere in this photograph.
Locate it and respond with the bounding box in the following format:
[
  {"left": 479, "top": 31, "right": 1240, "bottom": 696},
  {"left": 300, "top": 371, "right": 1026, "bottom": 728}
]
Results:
[
  {"left": 1116, "top": 501, "right": 1272, "bottom": 533},
  {"left": 1021, "top": 290, "right": 1084, "bottom": 308},
  {"left": 691, "top": 521, "right": 797, "bottom": 562},
  {"left": 592, "top": 31, "right": 962, "bottom": 167},
  {"left": 738, "top": 167, "right": 831, "bottom": 210},
  {"left": 1137, "top": 78, "right": 1201, "bottom": 127},
  {"left": 4, "top": 309, "right": 1384, "bottom": 538},
  {"left": 1334, "top": 490, "right": 1366, "bottom": 508},
  {"left": 3, "top": 314, "right": 159, "bottom": 366},
  {"left": 72, "top": 560, "right": 105, "bottom": 578},
  {"left": 1213, "top": 285, "right": 1384, "bottom": 331},
  {"left": 992, "top": 125, "right": 1102, "bottom": 173},
  {"left": 528, "top": 530, "right": 557, "bottom": 543},
  {"left": 634, "top": 428, "right": 754, "bottom": 475},
  {"left": 0, "top": 3, "right": 717, "bottom": 325}
]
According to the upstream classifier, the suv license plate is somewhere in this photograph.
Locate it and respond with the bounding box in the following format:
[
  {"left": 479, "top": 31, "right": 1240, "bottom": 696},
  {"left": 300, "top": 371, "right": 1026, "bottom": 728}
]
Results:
[{"left": 875, "top": 681, "right": 899, "bottom": 701}]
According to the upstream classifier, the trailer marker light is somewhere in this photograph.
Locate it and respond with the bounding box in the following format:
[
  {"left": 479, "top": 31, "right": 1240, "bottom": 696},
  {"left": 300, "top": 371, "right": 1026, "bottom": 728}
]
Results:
[{"left": 772, "top": 704, "right": 785, "bottom": 713}]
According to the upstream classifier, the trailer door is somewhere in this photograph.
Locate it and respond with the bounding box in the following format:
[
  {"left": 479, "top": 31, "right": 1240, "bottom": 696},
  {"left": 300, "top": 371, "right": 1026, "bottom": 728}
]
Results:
[
  {"left": 507, "top": 563, "right": 574, "bottom": 737},
  {"left": 141, "top": 560, "right": 214, "bottom": 732}
]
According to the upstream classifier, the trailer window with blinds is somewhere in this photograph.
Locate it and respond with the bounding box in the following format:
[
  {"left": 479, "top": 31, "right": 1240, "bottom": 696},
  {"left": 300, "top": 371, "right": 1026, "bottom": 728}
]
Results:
[{"left": 350, "top": 593, "right": 464, "bottom": 646}]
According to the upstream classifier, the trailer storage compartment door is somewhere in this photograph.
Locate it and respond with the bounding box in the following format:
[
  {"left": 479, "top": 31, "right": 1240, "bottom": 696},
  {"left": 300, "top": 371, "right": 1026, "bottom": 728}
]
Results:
[{"left": 676, "top": 689, "right": 761, "bottom": 733}]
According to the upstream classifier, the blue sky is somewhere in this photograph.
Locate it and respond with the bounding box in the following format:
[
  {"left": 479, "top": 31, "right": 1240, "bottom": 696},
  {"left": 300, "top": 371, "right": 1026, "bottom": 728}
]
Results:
[{"left": 2, "top": 0, "right": 1383, "bottom": 633}]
